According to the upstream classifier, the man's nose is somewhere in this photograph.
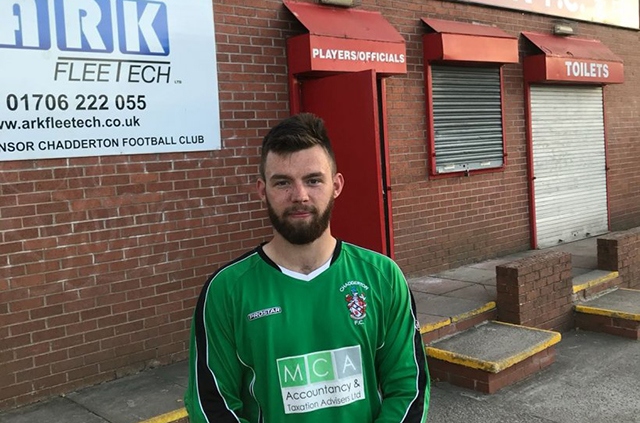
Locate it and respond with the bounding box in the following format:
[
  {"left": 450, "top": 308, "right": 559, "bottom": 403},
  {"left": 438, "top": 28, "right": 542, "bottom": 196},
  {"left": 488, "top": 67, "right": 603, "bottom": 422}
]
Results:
[{"left": 290, "top": 181, "right": 309, "bottom": 202}]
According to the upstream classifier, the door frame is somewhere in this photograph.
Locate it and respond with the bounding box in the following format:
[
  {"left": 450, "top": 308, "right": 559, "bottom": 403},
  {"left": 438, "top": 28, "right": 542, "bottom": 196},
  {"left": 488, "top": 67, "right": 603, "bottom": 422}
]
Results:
[{"left": 289, "top": 72, "right": 395, "bottom": 257}]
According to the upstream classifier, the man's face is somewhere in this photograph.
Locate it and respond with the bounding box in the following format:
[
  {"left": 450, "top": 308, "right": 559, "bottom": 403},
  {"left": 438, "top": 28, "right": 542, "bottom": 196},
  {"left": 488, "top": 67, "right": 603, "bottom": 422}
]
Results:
[{"left": 257, "top": 145, "right": 344, "bottom": 245}]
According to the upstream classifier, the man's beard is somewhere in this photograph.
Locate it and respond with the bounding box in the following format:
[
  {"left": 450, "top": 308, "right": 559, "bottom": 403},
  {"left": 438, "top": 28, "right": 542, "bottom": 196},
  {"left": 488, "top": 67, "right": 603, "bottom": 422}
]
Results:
[{"left": 267, "top": 197, "right": 334, "bottom": 245}]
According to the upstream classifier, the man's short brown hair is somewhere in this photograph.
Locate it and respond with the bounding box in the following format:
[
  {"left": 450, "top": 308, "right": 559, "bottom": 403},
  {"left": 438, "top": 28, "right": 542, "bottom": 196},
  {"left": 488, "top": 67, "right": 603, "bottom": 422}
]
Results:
[{"left": 259, "top": 113, "right": 337, "bottom": 179}]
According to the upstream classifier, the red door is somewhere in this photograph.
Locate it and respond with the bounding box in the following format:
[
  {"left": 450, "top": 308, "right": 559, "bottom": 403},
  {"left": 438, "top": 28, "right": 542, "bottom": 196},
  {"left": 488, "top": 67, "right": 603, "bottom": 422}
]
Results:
[{"left": 300, "top": 70, "right": 392, "bottom": 256}]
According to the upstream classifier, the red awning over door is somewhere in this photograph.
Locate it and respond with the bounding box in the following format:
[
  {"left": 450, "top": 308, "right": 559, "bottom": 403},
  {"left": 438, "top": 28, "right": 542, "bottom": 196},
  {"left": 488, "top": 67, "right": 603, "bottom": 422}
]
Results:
[
  {"left": 422, "top": 18, "right": 518, "bottom": 63},
  {"left": 522, "top": 32, "right": 624, "bottom": 84},
  {"left": 284, "top": 0, "right": 406, "bottom": 75}
]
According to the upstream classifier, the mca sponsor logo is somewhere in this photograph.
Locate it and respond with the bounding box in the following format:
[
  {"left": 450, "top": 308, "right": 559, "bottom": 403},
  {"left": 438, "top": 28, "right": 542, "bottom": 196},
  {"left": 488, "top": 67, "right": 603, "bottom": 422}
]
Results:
[
  {"left": 0, "top": 0, "right": 169, "bottom": 55},
  {"left": 276, "top": 345, "right": 365, "bottom": 414}
]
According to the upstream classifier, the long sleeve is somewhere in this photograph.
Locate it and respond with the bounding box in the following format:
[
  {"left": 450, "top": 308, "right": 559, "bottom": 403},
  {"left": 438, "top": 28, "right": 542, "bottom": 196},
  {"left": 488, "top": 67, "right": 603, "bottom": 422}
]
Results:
[
  {"left": 184, "top": 275, "right": 250, "bottom": 423},
  {"left": 374, "top": 263, "right": 430, "bottom": 423}
]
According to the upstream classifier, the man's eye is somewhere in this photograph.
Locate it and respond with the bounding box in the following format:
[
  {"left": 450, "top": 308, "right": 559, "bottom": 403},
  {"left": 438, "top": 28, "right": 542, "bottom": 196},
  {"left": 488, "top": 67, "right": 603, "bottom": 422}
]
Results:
[
  {"left": 307, "top": 179, "right": 321, "bottom": 185},
  {"left": 274, "top": 180, "right": 289, "bottom": 187}
]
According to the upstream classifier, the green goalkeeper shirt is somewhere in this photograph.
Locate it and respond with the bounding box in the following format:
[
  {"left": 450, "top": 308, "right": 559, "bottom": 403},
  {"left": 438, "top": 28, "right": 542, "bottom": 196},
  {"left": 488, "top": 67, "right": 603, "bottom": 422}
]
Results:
[{"left": 185, "top": 240, "right": 430, "bottom": 422}]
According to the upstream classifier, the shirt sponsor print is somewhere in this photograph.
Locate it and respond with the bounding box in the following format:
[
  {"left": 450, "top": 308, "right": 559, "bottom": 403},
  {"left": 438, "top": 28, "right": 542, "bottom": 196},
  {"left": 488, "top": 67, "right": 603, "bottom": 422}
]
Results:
[{"left": 276, "top": 345, "right": 365, "bottom": 414}]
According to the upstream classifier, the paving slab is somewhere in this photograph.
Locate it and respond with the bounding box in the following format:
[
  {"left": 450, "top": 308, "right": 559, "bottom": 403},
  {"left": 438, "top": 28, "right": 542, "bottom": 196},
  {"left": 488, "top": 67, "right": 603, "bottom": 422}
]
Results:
[
  {"left": 573, "top": 269, "right": 615, "bottom": 283},
  {"left": 577, "top": 288, "right": 640, "bottom": 319},
  {"left": 547, "top": 237, "right": 597, "bottom": 256},
  {"left": 413, "top": 291, "right": 489, "bottom": 319},
  {"left": 572, "top": 266, "right": 594, "bottom": 278},
  {"left": 467, "top": 252, "right": 536, "bottom": 270},
  {"left": 571, "top": 254, "right": 597, "bottom": 270},
  {"left": 572, "top": 269, "right": 618, "bottom": 290},
  {"left": 441, "top": 284, "right": 495, "bottom": 303},
  {"left": 0, "top": 397, "right": 108, "bottom": 423},
  {"left": 155, "top": 360, "right": 189, "bottom": 388},
  {"left": 433, "top": 267, "right": 496, "bottom": 284},
  {"left": 67, "top": 364, "right": 187, "bottom": 423},
  {"left": 409, "top": 276, "right": 474, "bottom": 295}
]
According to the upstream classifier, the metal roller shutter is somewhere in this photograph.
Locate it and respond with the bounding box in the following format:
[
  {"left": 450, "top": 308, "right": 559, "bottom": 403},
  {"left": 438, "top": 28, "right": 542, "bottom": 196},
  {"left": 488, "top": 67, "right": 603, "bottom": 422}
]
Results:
[
  {"left": 531, "top": 85, "right": 608, "bottom": 249},
  {"left": 432, "top": 65, "right": 504, "bottom": 174}
]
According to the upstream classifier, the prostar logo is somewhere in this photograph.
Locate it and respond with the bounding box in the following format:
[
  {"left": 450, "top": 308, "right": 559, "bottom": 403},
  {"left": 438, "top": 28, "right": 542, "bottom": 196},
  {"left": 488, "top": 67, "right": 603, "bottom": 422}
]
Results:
[{"left": 247, "top": 306, "right": 282, "bottom": 321}]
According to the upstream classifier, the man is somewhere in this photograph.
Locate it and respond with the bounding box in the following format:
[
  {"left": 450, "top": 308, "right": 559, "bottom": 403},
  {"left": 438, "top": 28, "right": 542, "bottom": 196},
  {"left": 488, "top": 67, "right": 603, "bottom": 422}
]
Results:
[{"left": 185, "top": 113, "right": 430, "bottom": 422}]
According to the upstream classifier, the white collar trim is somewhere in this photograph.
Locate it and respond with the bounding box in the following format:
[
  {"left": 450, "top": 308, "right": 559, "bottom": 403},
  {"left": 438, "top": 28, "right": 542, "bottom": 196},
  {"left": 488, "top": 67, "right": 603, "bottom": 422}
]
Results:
[{"left": 278, "top": 257, "right": 332, "bottom": 281}]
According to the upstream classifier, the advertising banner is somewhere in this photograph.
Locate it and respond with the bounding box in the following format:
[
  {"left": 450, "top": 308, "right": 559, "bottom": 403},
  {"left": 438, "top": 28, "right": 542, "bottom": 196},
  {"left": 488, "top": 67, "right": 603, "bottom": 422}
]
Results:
[
  {"left": 452, "top": 0, "right": 639, "bottom": 30},
  {"left": 0, "top": 0, "right": 221, "bottom": 161}
]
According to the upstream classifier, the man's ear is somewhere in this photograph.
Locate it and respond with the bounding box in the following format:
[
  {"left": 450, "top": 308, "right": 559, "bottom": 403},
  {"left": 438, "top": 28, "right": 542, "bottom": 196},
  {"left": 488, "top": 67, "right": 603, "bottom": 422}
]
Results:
[
  {"left": 256, "top": 178, "right": 267, "bottom": 202},
  {"left": 333, "top": 173, "right": 344, "bottom": 199}
]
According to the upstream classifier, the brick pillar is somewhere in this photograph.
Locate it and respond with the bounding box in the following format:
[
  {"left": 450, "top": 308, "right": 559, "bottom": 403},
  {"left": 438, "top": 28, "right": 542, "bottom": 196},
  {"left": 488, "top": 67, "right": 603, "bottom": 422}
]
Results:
[
  {"left": 598, "top": 228, "right": 640, "bottom": 289},
  {"left": 496, "top": 251, "right": 573, "bottom": 332}
]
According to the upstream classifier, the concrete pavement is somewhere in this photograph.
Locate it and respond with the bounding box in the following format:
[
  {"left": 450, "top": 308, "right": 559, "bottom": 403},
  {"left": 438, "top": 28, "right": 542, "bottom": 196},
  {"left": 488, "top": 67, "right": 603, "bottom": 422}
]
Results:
[
  {"left": 0, "top": 360, "right": 189, "bottom": 423},
  {"left": 2, "top": 329, "right": 638, "bottom": 423},
  {"left": 428, "top": 330, "right": 640, "bottom": 423}
]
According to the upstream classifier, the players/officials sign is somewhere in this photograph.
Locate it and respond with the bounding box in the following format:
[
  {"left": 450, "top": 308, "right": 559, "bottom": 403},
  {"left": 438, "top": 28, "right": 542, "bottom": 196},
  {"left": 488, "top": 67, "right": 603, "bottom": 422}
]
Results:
[{"left": 0, "top": 0, "right": 221, "bottom": 161}]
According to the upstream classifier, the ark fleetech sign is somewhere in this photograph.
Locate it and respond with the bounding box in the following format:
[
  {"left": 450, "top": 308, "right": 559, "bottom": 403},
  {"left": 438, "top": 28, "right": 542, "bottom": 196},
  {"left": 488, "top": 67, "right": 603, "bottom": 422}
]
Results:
[{"left": 0, "top": 0, "right": 221, "bottom": 161}]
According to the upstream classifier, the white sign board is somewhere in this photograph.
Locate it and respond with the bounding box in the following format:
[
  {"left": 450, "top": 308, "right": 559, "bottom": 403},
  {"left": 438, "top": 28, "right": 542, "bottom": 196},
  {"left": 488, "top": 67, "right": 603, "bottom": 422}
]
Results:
[
  {"left": 0, "top": 0, "right": 221, "bottom": 161},
  {"left": 453, "top": 0, "right": 639, "bottom": 30}
]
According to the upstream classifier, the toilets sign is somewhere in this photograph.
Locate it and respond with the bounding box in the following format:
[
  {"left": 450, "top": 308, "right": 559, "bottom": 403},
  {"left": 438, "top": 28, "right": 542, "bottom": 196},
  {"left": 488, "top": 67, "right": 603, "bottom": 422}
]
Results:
[{"left": 0, "top": 0, "right": 221, "bottom": 161}]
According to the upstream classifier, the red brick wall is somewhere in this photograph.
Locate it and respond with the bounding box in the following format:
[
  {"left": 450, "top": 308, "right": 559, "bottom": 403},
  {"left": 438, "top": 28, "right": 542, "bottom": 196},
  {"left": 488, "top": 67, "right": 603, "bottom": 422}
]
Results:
[
  {"left": 598, "top": 228, "right": 640, "bottom": 289},
  {"left": 0, "top": 0, "right": 291, "bottom": 409},
  {"left": 2, "top": 0, "right": 640, "bottom": 410},
  {"left": 382, "top": 3, "right": 640, "bottom": 275},
  {"left": 496, "top": 251, "right": 574, "bottom": 331},
  {"left": 383, "top": 2, "right": 535, "bottom": 275}
]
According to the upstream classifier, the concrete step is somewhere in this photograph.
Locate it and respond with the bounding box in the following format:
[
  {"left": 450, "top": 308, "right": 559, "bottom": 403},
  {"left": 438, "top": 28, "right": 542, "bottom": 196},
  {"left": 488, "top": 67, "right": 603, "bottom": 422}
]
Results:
[
  {"left": 572, "top": 270, "right": 620, "bottom": 300},
  {"left": 426, "top": 321, "right": 561, "bottom": 394},
  {"left": 575, "top": 288, "right": 640, "bottom": 340},
  {"left": 420, "top": 301, "right": 497, "bottom": 344}
]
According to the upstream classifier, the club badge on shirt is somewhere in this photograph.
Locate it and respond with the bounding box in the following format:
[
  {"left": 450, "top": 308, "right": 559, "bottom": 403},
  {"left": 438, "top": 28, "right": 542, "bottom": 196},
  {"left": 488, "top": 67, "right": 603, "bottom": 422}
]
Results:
[
  {"left": 345, "top": 287, "right": 367, "bottom": 323},
  {"left": 339, "top": 281, "right": 370, "bottom": 325}
]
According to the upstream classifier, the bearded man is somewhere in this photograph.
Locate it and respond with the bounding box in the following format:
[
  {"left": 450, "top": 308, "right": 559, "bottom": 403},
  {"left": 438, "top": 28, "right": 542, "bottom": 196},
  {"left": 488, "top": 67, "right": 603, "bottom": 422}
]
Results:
[{"left": 185, "top": 113, "right": 430, "bottom": 423}]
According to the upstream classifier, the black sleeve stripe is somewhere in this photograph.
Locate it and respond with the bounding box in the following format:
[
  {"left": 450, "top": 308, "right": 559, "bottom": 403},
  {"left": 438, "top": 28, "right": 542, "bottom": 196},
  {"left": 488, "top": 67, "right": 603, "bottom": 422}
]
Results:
[
  {"left": 193, "top": 249, "right": 259, "bottom": 422},
  {"left": 402, "top": 291, "right": 429, "bottom": 422},
  {"left": 194, "top": 275, "right": 240, "bottom": 422}
]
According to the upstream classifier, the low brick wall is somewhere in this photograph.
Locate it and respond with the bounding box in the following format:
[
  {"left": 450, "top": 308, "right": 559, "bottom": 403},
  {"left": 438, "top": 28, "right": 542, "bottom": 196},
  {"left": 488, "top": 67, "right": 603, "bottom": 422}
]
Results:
[
  {"left": 496, "top": 251, "right": 574, "bottom": 332},
  {"left": 597, "top": 228, "right": 640, "bottom": 289},
  {"left": 574, "top": 313, "right": 640, "bottom": 340},
  {"left": 428, "top": 346, "right": 556, "bottom": 394}
]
